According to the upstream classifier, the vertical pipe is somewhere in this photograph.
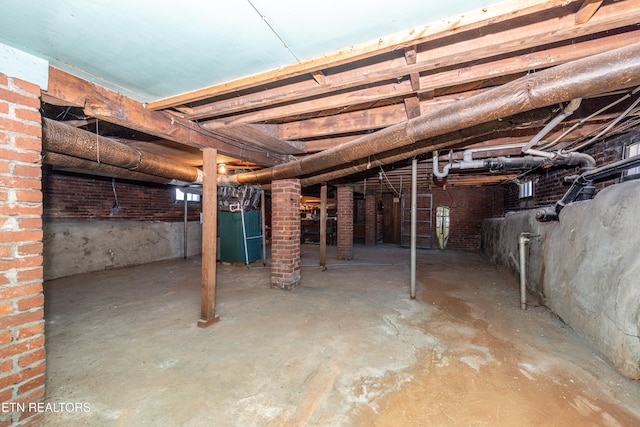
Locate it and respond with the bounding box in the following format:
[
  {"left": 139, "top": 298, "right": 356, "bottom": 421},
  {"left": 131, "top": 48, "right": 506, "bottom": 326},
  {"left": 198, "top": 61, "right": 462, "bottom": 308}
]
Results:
[
  {"left": 518, "top": 233, "right": 530, "bottom": 311},
  {"left": 319, "top": 183, "right": 327, "bottom": 271},
  {"left": 410, "top": 158, "right": 417, "bottom": 300},
  {"left": 183, "top": 191, "right": 188, "bottom": 260},
  {"left": 261, "top": 189, "right": 266, "bottom": 267}
]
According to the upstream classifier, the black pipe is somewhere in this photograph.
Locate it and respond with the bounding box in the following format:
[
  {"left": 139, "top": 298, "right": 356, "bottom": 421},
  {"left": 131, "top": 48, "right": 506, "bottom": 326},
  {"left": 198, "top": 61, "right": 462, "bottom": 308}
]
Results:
[{"left": 537, "top": 154, "right": 640, "bottom": 222}]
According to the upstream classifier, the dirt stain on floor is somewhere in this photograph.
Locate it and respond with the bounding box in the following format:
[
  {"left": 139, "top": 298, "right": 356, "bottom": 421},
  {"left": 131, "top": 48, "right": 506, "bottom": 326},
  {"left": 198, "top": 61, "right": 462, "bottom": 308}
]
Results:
[{"left": 355, "top": 257, "right": 639, "bottom": 427}]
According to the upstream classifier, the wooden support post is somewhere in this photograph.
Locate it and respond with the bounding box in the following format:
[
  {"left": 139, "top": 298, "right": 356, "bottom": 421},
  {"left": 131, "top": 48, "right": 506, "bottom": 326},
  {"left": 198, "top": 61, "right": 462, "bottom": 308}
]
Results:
[
  {"left": 319, "top": 183, "right": 327, "bottom": 271},
  {"left": 198, "top": 148, "right": 220, "bottom": 328}
]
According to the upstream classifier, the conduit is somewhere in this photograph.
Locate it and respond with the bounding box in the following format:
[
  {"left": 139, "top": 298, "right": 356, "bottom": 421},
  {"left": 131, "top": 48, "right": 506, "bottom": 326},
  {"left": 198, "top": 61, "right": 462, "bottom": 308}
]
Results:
[
  {"left": 521, "top": 98, "right": 582, "bottom": 158},
  {"left": 229, "top": 42, "right": 640, "bottom": 185},
  {"left": 42, "top": 118, "right": 203, "bottom": 184},
  {"left": 410, "top": 158, "right": 417, "bottom": 300}
]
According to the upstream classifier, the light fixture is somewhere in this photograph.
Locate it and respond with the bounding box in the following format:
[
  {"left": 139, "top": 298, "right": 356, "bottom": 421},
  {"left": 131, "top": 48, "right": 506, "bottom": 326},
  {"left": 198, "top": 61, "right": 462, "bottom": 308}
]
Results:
[{"left": 218, "top": 163, "right": 226, "bottom": 174}]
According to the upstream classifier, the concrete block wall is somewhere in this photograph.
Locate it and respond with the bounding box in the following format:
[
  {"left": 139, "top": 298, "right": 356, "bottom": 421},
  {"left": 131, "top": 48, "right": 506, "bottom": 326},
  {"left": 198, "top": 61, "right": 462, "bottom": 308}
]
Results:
[
  {"left": 482, "top": 180, "right": 640, "bottom": 379},
  {"left": 337, "top": 185, "right": 353, "bottom": 260},
  {"left": 271, "top": 179, "right": 301, "bottom": 290},
  {"left": 0, "top": 72, "right": 46, "bottom": 425}
]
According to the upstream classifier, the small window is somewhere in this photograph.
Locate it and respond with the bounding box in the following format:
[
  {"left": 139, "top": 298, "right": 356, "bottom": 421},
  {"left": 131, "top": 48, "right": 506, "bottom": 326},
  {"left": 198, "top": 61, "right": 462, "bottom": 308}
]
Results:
[
  {"left": 624, "top": 141, "right": 640, "bottom": 179},
  {"left": 519, "top": 180, "right": 533, "bottom": 199},
  {"left": 175, "top": 188, "right": 201, "bottom": 203}
]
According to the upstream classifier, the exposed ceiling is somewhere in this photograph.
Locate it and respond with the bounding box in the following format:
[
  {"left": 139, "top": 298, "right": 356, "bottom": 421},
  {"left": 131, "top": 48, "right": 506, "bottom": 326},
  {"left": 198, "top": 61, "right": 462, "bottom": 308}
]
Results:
[{"left": 2, "top": 0, "right": 640, "bottom": 192}]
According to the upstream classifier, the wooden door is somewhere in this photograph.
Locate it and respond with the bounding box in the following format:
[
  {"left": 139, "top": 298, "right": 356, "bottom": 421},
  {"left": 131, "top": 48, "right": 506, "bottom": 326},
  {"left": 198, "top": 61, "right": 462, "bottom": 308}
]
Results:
[{"left": 381, "top": 193, "right": 401, "bottom": 244}]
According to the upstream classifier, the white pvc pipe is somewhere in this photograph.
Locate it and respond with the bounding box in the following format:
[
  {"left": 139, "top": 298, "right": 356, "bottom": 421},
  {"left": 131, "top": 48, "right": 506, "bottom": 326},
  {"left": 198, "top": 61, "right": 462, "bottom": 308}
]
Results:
[
  {"left": 410, "top": 158, "right": 417, "bottom": 300},
  {"left": 518, "top": 232, "right": 530, "bottom": 310}
]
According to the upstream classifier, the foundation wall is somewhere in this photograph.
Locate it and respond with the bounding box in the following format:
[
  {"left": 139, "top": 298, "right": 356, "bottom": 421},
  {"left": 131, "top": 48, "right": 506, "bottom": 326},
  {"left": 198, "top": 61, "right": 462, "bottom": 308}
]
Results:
[
  {"left": 43, "top": 220, "right": 202, "bottom": 280},
  {"left": 482, "top": 180, "right": 640, "bottom": 379}
]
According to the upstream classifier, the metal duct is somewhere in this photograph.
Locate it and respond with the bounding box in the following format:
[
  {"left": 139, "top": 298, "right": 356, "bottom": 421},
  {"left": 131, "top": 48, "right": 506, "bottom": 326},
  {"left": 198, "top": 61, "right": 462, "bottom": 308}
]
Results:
[
  {"left": 43, "top": 151, "right": 173, "bottom": 184},
  {"left": 231, "top": 42, "right": 640, "bottom": 185},
  {"left": 42, "top": 118, "right": 203, "bottom": 184}
]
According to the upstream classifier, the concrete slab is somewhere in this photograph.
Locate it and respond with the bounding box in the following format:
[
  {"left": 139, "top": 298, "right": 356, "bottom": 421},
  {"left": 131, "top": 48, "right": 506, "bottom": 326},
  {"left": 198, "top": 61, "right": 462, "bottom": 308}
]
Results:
[{"left": 42, "top": 244, "right": 640, "bottom": 426}]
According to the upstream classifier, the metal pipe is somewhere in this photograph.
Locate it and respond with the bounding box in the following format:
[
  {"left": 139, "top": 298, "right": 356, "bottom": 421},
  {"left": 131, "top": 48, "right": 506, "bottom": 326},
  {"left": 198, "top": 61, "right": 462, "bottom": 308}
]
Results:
[
  {"left": 410, "top": 158, "right": 417, "bottom": 300},
  {"left": 537, "top": 153, "right": 640, "bottom": 222},
  {"left": 232, "top": 42, "right": 640, "bottom": 185},
  {"left": 261, "top": 189, "right": 266, "bottom": 267},
  {"left": 518, "top": 232, "right": 530, "bottom": 310},
  {"left": 43, "top": 118, "right": 203, "bottom": 184},
  {"left": 183, "top": 193, "right": 188, "bottom": 260}
]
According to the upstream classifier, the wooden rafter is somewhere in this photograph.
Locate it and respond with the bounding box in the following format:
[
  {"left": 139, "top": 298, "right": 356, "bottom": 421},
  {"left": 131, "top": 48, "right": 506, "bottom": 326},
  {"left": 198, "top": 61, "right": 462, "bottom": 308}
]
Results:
[
  {"left": 184, "top": 4, "right": 640, "bottom": 122},
  {"left": 144, "top": 0, "right": 576, "bottom": 110}
]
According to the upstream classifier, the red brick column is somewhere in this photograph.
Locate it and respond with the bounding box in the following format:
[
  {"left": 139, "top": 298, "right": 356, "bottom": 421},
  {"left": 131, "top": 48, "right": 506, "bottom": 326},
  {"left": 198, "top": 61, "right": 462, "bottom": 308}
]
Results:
[
  {"left": 271, "top": 179, "right": 301, "bottom": 290},
  {"left": 337, "top": 185, "right": 353, "bottom": 260},
  {"left": 365, "top": 190, "right": 376, "bottom": 245},
  {"left": 0, "top": 73, "right": 45, "bottom": 426}
]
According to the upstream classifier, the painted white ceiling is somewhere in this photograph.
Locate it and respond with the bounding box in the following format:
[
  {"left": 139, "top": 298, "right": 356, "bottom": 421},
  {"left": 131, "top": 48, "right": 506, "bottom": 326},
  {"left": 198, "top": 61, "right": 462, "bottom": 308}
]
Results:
[{"left": 0, "top": 0, "right": 495, "bottom": 103}]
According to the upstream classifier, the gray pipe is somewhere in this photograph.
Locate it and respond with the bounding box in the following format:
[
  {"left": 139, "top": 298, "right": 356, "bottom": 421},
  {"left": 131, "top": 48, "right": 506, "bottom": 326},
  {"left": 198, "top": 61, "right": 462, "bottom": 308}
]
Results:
[
  {"left": 410, "top": 158, "right": 417, "bottom": 300},
  {"left": 518, "top": 232, "right": 530, "bottom": 311}
]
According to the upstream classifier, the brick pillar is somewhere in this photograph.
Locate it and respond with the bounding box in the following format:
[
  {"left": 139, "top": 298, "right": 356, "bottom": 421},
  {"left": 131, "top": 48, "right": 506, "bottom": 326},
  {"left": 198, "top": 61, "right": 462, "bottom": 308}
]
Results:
[
  {"left": 365, "top": 190, "right": 376, "bottom": 245},
  {"left": 271, "top": 179, "right": 301, "bottom": 290},
  {"left": 337, "top": 185, "right": 353, "bottom": 260},
  {"left": 0, "top": 73, "right": 46, "bottom": 425}
]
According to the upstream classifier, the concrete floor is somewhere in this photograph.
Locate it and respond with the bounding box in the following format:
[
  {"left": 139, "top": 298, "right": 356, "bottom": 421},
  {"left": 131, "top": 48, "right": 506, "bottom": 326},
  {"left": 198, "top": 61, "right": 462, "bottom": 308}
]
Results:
[{"left": 42, "top": 244, "right": 640, "bottom": 426}]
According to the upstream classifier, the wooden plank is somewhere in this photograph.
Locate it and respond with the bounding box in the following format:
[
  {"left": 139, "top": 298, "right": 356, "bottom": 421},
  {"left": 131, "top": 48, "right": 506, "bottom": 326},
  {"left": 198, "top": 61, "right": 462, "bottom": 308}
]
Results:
[
  {"left": 178, "top": 0, "right": 637, "bottom": 123},
  {"left": 202, "top": 80, "right": 414, "bottom": 128},
  {"left": 575, "top": 0, "right": 604, "bottom": 24},
  {"left": 187, "top": 5, "right": 640, "bottom": 123},
  {"left": 280, "top": 89, "right": 484, "bottom": 140},
  {"left": 214, "top": 124, "right": 305, "bottom": 155},
  {"left": 145, "top": 0, "right": 572, "bottom": 110},
  {"left": 43, "top": 67, "right": 281, "bottom": 167},
  {"left": 198, "top": 148, "right": 220, "bottom": 328}
]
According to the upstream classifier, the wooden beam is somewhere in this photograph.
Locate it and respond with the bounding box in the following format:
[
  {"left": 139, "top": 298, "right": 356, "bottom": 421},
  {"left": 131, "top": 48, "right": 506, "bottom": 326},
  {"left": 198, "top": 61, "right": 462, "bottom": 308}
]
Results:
[
  {"left": 198, "top": 148, "right": 220, "bottom": 328},
  {"left": 171, "top": 0, "right": 638, "bottom": 122},
  {"left": 43, "top": 67, "right": 281, "bottom": 167},
  {"left": 575, "top": 0, "right": 604, "bottom": 24},
  {"left": 196, "top": 25, "right": 640, "bottom": 127},
  {"left": 280, "top": 89, "right": 484, "bottom": 140},
  {"left": 202, "top": 80, "right": 414, "bottom": 128},
  {"left": 144, "top": 0, "right": 574, "bottom": 110}
]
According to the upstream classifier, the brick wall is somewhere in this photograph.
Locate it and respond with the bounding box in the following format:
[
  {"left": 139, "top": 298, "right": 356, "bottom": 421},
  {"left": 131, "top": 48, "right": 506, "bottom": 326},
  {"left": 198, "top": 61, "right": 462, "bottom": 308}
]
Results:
[
  {"left": 504, "top": 133, "right": 634, "bottom": 212},
  {"left": 432, "top": 185, "right": 503, "bottom": 250},
  {"left": 271, "top": 179, "right": 301, "bottom": 290},
  {"left": 43, "top": 168, "right": 201, "bottom": 221},
  {"left": 0, "top": 73, "right": 46, "bottom": 426},
  {"left": 337, "top": 185, "right": 354, "bottom": 259}
]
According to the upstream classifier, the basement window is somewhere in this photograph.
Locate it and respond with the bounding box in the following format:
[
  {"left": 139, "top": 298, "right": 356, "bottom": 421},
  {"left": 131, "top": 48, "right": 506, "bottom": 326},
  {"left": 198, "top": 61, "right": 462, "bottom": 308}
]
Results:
[
  {"left": 518, "top": 180, "right": 533, "bottom": 199},
  {"left": 623, "top": 141, "right": 640, "bottom": 180},
  {"left": 174, "top": 188, "right": 201, "bottom": 203}
]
